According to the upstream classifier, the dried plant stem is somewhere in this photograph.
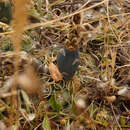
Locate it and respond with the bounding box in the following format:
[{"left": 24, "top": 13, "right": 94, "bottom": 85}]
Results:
[
  {"left": 0, "top": 12, "right": 129, "bottom": 36},
  {"left": 111, "top": 104, "right": 122, "bottom": 130},
  {"left": 10, "top": 0, "right": 29, "bottom": 125},
  {"left": 25, "top": 0, "right": 109, "bottom": 30}
]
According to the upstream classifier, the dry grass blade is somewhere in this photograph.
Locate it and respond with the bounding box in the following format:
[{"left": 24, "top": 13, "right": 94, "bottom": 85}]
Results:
[{"left": 25, "top": 0, "right": 109, "bottom": 30}]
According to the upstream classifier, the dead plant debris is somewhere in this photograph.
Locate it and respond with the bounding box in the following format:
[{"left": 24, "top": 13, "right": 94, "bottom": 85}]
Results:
[{"left": 0, "top": 0, "right": 130, "bottom": 129}]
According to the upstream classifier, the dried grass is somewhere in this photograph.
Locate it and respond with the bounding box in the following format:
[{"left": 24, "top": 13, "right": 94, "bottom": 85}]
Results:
[{"left": 0, "top": 0, "right": 130, "bottom": 129}]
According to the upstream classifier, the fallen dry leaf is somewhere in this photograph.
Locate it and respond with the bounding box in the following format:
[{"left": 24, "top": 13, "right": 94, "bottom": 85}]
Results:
[{"left": 49, "top": 62, "right": 62, "bottom": 82}]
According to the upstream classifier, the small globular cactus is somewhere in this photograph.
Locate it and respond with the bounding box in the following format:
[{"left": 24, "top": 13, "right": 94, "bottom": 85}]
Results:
[
  {"left": 0, "top": 0, "right": 12, "bottom": 24},
  {"left": 56, "top": 13, "right": 86, "bottom": 80},
  {"left": 57, "top": 46, "right": 80, "bottom": 80}
]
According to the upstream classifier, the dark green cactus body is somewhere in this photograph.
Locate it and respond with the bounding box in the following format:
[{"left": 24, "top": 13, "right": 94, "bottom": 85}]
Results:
[
  {"left": 57, "top": 46, "right": 80, "bottom": 80},
  {"left": 0, "top": 1, "right": 12, "bottom": 24}
]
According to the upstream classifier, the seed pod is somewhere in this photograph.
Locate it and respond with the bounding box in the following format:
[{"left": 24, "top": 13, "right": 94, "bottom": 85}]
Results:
[{"left": 57, "top": 46, "right": 80, "bottom": 80}]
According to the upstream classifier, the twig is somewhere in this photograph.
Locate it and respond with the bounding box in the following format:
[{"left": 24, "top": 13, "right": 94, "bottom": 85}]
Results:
[
  {"left": 79, "top": 0, "right": 91, "bottom": 10},
  {"left": 54, "top": 1, "right": 84, "bottom": 7},
  {"left": 85, "top": 75, "right": 101, "bottom": 82},
  {"left": 111, "top": 104, "right": 122, "bottom": 130}
]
